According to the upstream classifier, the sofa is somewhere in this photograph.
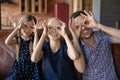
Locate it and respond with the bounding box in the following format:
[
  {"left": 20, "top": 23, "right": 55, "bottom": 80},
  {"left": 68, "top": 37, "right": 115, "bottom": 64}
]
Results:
[
  {"left": 0, "top": 30, "right": 16, "bottom": 79},
  {"left": 0, "top": 30, "right": 120, "bottom": 80}
]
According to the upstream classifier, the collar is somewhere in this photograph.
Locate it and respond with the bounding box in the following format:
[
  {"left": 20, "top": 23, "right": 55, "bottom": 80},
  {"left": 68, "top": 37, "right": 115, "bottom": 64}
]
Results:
[{"left": 80, "top": 31, "right": 103, "bottom": 47}]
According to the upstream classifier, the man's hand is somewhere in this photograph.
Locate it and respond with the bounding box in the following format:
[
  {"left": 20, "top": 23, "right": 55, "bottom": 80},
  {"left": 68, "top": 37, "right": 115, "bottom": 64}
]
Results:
[{"left": 81, "top": 10, "right": 98, "bottom": 29}]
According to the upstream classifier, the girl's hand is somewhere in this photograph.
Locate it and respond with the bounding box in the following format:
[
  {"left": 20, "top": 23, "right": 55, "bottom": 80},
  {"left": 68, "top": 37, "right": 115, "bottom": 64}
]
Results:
[
  {"left": 81, "top": 10, "right": 97, "bottom": 29},
  {"left": 17, "top": 16, "right": 24, "bottom": 30},
  {"left": 56, "top": 20, "right": 66, "bottom": 37},
  {"left": 32, "top": 19, "right": 39, "bottom": 33}
]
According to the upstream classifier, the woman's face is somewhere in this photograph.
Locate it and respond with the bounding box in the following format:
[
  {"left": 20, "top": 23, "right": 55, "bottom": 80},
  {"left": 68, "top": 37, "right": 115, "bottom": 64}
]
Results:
[
  {"left": 21, "top": 21, "right": 34, "bottom": 37},
  {"left": 47, "top": 18, "right": 61, "bottom": 41},
  {"left": 74, "top": 16, "right": 93, "bottom": 39}
]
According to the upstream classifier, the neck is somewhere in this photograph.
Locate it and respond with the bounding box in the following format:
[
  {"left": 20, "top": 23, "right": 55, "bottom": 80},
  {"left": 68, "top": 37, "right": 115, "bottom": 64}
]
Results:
[
  {"left": 22, "top": 35, "right": 31, "bottom": 40},
  {"left": 50, "top": 39, "right": 61, "bottom": 53},
  {"left": 83, "top": 35, "right": 95, "bottom": 47}
]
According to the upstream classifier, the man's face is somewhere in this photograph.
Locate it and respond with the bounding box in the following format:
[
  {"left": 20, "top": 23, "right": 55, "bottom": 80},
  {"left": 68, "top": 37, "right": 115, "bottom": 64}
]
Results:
[{"left": 74, "top": 16, "right": 93, "bottom": 39}]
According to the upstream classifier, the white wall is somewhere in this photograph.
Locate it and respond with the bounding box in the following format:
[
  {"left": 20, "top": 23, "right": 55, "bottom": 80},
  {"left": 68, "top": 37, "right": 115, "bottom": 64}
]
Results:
[{"left": 92, "top": 0, "right": 101, "bottom": 23}]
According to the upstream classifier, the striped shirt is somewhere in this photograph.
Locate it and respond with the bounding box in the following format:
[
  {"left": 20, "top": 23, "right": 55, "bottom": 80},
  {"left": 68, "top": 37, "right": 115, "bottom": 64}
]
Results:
[{"left": 80, "top": 31, "right": 118, "bottom": 80}]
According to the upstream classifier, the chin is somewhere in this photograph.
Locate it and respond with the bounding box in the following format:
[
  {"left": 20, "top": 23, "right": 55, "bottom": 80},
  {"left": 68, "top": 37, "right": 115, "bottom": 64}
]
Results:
[
  {"left": 81, "top": 34, "right": 91, "bottom": 39},
  {"left": 53, "top": 37, "right": 61, "bottom": 41}
]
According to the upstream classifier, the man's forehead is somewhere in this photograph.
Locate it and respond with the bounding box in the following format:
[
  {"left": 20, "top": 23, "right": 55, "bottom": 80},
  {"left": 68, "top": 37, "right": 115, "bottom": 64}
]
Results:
[
  {"left": 75, "top": 16, "right": 84, "bottom": 21},
  {"left": 74, "top": 16, "right": 85, "bottom": 24}
]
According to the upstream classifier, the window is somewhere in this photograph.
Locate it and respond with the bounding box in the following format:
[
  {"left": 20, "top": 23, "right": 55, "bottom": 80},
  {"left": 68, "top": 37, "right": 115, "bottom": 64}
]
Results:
[
  {"left": 19, "top": 0, "right": 47, "bottom": 14},
  {"left": 69, "top": 0, "right": 92, "bottom": 16}
]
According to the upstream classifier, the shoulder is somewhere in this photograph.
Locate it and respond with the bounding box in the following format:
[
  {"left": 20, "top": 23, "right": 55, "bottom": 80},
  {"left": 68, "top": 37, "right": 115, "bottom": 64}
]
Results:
[{"left": 94, "top": 30, "right": 112, "bottom": 42}]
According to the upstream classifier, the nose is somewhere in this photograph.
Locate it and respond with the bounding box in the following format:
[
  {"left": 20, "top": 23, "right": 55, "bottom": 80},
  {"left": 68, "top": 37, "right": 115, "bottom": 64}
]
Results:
[{"left": 81, "top": 26, "right": 85, "bottom": 30}]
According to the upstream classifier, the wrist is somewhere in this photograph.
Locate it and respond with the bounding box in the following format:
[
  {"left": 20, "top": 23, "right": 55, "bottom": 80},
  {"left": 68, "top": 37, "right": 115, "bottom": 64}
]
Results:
[
  {"left": 16, "top": 27, "right": 20, "bottom": 30},
  {"left": 62, "top": 33, "right": 68, "bottom": 38},
  {"left": 96, "top": 23, "right": 101, "bottom": 29}
]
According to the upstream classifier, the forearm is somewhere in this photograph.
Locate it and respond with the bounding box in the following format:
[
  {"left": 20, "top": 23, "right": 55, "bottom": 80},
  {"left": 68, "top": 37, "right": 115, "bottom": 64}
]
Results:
[
  {"left": 63, "top": 34, "right": 79, "bottom": 60},
  {"left": 97, "top": 24, "right": 120, "bottom": 40},
  {"left": 31, "top": 33, "right": 46, "bottom": 63},
  {"left": 72, "top": 34, "right": 86, "bottom": 73},
  {"left": 5, "top": 27, "right": 19, "bottom": 45},
  {"left": 33, "top": 32, "right": 39, "bottom": 51},
  {"left": 74, "top": 56, "right": 85, "bottom": 73}
]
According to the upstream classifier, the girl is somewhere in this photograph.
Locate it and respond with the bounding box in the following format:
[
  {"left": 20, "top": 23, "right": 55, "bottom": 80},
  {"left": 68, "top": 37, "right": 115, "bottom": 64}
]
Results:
[
  {"left": 5, "top": 14, "right": 41, "bottom": 80},
  {"left": 31, "top": 17, "right": 85, "bottom": 80}
]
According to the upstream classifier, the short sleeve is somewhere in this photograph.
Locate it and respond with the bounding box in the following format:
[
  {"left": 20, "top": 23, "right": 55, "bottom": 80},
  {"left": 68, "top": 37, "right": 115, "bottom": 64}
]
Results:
[{"left": 95, "top": 31, "right": 112, "bottom": 43}]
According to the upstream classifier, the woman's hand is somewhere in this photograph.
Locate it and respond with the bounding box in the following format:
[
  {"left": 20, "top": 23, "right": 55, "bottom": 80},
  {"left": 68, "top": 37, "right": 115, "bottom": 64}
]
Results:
[
  {"left": 56, "top": 20, "right": 67, "bottom": 37},
  {"left": 42, "top": 19, "right": 48, "bottom": 36},
  {"left": 69, "top": 18, "right": 82, "bottom": 39}
]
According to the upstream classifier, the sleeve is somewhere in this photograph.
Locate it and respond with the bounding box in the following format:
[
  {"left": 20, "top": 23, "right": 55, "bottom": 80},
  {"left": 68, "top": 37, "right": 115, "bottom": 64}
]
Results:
[{"left": 98, "top": 31, "right": 112, "bottom": 43}]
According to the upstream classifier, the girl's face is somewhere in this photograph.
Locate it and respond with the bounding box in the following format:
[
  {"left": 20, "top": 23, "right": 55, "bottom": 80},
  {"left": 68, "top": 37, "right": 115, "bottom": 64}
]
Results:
[
  {"left": 21, "top": 21, "right": 34, "bottom": 38},
  {"left": 74, "top": 16, "right": 93, "bottom": 39},
  {"left": 47, "top": 18, "right": 61, "bottom": 41}
]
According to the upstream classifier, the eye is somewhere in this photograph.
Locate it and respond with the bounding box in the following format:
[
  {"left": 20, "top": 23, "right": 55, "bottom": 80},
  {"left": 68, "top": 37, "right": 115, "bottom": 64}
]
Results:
[
  {"left": 84, "top": 21, "right": 89, "bottom": 25},
  {"left": 23, "top": 24, "right": 28, "bottom": 28},
  {"left": 48, "top": 27, "right": 52, "bottom": 30},
  {"left": 75, "top": 25, "right": 79, "bottom": 29},
  {"left": 30, "top": 26, "right": 34, "bottom": 29}
]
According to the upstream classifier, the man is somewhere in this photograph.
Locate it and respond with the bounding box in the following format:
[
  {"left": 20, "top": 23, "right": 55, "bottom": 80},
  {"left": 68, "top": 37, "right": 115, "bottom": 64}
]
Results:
[{"left": 69, "top": 10, "right": 120, "bottom": 80}]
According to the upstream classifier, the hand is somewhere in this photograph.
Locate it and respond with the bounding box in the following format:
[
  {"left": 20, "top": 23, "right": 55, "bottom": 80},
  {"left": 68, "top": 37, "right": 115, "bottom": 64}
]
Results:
[
  {"left": 42, "top": 19, "right": 48, "bottom": 36},
  {"left": 81, "top": 10, "right": 97, "bottom": 29},
  {"left": 56, "top": 20, "right": 67, "bottom": 37},
  {"left": 17, "top": 17, "right": 24, "bottom": 29},
  {"left": 69, "top": 18, "right": 81, "bottom": 39},
  {"left": 32, "top": 19, "right": 39, "bottom": 34}
]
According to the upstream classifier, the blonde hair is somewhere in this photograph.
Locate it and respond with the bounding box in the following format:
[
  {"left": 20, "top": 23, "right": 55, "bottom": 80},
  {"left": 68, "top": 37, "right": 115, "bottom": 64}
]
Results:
[{"left": 16, "top": 14, "right": 36, "bottom": 61}]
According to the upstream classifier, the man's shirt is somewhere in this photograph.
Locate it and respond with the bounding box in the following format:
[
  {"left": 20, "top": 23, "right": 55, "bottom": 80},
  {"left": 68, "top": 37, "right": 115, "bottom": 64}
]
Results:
[{"left": 80, "top": 31, "right": 118, "bottom": 80}]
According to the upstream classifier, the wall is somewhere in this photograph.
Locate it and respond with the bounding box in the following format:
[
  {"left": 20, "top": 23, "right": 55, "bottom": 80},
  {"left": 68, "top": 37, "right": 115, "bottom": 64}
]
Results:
[
  {"left": 1, "top": 0, "right": 64, "bottom": 29},
  {"left": 92, "top": 0, "right": 101, "bottom": 23},
  {"left": 101, "top": 0, "right": 120, "bottom": 27}
]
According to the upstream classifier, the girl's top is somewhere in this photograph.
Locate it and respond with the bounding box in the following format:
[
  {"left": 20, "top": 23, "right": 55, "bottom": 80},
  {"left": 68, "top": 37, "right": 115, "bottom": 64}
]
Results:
[
  {"left": 5, "top": 36, "right": 41, "bottom": 80},
  {"left": 43, "top": 40, "right": 77, "bottom": 80}
]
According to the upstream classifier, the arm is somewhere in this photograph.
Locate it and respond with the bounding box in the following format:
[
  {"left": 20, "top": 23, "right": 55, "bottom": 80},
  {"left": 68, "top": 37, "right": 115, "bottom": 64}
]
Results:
[
  {"left": 81, "top": 10, "right": 120, "bottom": 43},
  {"left": 31, "top": 20, "right": 47, "bottom": 63},
  {"left": 97, "top": 24, "right": 120, "bottom": 43},
  {"left": 56, "top": 20, "right": 80, "bottom": 60},
  {"left": 69, "top": 18, "right": 85, "bottom": 73},
  {"left": 5, "top": 26, "right": 20, "bottom": 45},
  {"left": 5, "top": 17, "right": 24, "bottom": 45},
  {"left": 32, "top": 20, "right": 39, "bottom": 51}
]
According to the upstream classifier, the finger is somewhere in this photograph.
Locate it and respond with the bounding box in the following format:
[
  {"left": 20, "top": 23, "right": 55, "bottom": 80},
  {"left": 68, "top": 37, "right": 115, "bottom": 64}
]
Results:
[
  {"left": 58, "top": 20, "right": 62, "bottom": 25},
  {"left": 69, "top": 18, "right": 72, "bottom": 28},
  {"left": 72, "top": 18, "right": 75, "bottom": 25},
  {"left": 80, "top": 13, "right": 87, "bottom": 18},
  {"left": 84, "top": 10, "right": 90, "bottom": 16},
  {"left": 42, "top": 19, "right": 47, "bottom": 26},
  {"left": 89, "top": 11, "right": 93, "bottom": 16},
  {"left": 36, "top": 19, "right": 39, "bottom": 25},
  {"left": 60, "top": 20, "right": 66, "bottom": 27},
  {"left": 82, "top": 18, "right": 86, "bottom": 25}
]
